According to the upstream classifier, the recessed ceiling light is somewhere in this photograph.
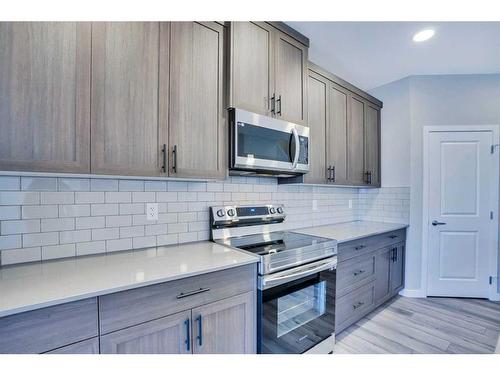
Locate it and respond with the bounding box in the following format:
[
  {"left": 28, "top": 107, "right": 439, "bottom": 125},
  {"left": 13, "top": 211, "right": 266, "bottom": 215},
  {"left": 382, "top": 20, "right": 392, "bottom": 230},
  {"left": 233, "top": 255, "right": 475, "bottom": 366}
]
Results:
[{"left": 413, "top": 29, "right": 435, "bottom": 42}]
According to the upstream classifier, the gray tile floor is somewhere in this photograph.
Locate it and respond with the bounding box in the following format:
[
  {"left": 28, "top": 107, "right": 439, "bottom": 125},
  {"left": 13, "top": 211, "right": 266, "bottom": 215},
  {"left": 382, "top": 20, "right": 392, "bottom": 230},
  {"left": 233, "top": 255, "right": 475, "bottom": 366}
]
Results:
[{"left": 335, "top": 296, "right": 500, "bottom": 354}]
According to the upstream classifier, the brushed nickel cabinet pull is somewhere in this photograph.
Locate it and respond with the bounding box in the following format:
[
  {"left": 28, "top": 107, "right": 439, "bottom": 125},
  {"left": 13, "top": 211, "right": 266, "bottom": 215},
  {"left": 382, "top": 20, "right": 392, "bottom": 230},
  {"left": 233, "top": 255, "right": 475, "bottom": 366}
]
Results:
[{"left": 176, "top": 287, "right": 210, "bottom": 299}]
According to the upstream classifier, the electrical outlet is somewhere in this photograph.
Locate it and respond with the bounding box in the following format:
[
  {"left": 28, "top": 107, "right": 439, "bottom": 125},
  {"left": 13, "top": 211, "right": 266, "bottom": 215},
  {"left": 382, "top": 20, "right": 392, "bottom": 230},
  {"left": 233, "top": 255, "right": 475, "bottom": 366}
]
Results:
[
  {"left": 312, "top": 199, "right": 318, "bottom": 211},
  {"left": 348, "top": 199, "right": 353, "bottom": 209},
  {"left": 146, "top": 203, "right": 159, "bottom": 221}
]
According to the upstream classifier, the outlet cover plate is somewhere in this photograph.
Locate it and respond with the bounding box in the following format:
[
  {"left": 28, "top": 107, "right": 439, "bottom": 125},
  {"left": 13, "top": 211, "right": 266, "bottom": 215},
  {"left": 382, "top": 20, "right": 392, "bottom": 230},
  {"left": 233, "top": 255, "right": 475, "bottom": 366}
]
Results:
[{"left": 146, "top": 203, "right": 159, "bottom": 221}]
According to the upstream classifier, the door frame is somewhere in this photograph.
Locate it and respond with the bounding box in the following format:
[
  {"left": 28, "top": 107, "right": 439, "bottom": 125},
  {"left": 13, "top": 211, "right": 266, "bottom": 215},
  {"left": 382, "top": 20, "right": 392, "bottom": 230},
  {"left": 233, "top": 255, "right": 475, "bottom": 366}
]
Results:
[{"left": 422, "top": 125, "right": 500, "bottom": 301}]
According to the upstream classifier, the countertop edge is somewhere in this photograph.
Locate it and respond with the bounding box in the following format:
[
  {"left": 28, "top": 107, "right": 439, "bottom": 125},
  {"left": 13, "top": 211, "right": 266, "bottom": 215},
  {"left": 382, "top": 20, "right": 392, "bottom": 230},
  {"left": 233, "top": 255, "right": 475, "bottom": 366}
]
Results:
[
  {"left": 0, "top": 256, "right": 258, "bottom": 319},
  {"left": 336, "top": 224, "right": 408, "bottom": 243}
]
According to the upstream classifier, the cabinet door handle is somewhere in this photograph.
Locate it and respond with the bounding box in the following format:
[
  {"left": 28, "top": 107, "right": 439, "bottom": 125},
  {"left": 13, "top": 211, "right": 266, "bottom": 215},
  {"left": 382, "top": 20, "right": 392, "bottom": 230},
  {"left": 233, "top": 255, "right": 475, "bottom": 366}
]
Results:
[
  {"left": 270, "top": 94, "right": 276, "bottom": 115},
  {"left": 176, "top": 287, "right": 211, "bottom": 299},
  {"left": 353, "top": 269, "right": 366, "bottom": 277},
  {"left": 388, "top": 234, "right": 398, "bottom": 239},
  {"left": 354, "top": 245, "right": 366, "bottom": 251},
  {"left": 276, "top": 94, "right": 282, "bottom": 116},
  {"left": 161, "top": 144, "right": 167, "bottom": 173},
  {"left": 184, "top": 318, "right": 190, "bottom": 352},
  {"left": 327, "top": 166, "right": 332, "bottom": 181},
  {"left": 196, "top": 315, "right": 203, "bottom": 346},
  {"left": 364, "top": 171, "right": 372, "bottom": 184},
  {"left": 391, "top": 247, "right": 398, "bottom": 262},
  {"left": 353, "top": 301, "right": 365, "bottom": 310},
  {"left": 331, "top": 165, "right": 335, "bottom": 182},
  {"left": 172, "top": 145, "right": 177, "bottom": 174}
]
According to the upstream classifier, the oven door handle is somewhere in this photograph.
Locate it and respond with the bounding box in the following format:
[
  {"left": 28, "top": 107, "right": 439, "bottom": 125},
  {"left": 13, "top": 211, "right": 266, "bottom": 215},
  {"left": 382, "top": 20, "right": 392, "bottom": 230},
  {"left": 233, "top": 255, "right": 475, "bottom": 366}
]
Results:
[
  {"left": 291, "top": 127, "right": 300, "bottom": 169},
  {"left": 260, "top": 257, "right": 337, "bottom": 290}
]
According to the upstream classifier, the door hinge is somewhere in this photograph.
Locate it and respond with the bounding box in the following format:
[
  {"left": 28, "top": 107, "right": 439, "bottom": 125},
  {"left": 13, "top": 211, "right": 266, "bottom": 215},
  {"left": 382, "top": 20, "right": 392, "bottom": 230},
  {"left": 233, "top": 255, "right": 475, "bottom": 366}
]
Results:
[
  {"left": 492, "top": 144, "right": 500, "bottom": 154},
  {"left": 491, "top": 211, "right": 494, "bottom": 220},
  {"left": 489, "top": 276, "right": 493, "bottom": 285}
]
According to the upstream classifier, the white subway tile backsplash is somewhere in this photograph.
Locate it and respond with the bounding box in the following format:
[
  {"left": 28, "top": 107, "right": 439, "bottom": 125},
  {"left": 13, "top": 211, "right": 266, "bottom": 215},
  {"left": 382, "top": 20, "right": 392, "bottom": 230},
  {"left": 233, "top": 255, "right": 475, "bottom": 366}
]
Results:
[
  {"left": 59, "top": 204, "right": 91, "bottom": 218},
  {"left": 119, "top": 180, "right": 144, "bottom": 192},
  {"left": 76, "top": 216, "right": 105, "bottom": 230},
  {"left": 60, "top": 230, "right": 92, "bottom": 244},
  {"left": 58, "top": 178, "right": 90, "bottom": 192},
  {"left": 91, "top": 179, "right": 119, "bottom": 191},
  {"left": 75, "top": 192, "right": 105, "bottom": 204},
  {"left": 41, "top": 218, "right": 75, "bottom": 232},
  {"left": 0, "top": 173, "right": 410, "bottom": 265},
  {"left": 22, "top": 205, "right": 58, "bottom": 219},
  {"left": 0, "top": 177, "right": 20, "bottom": 190},
  {"left": 1, "top": 219, "right": 40, "bottom": 235},
  {"left": 0, "top": 235, "right": 22, "bottom": 250},
  {"left": 107, "top": 238, "right": 133, "bottom": 252},
  {"left": 76, "top": 241, "right": 106, "bottom": 256},
  {"left": 41, "top": 192, "right": 75, "bottom": 204},
  {"left": 21, "top": 177, "right": 57, "bottom": 191},
  {"left": 0, "top": 192, "right": 39, "bottom": 205},
  {"left": 1, "top": 247, "right": 41, "bottom": 265},
  {"left": 91, "top": 203, "right": 119, "bottom": 216},
  {"left": 42, "top": 244, "right": 76, "bottom": 260},
  {"left": 23, "top": 232, "right": 59, "bottom": 247}
]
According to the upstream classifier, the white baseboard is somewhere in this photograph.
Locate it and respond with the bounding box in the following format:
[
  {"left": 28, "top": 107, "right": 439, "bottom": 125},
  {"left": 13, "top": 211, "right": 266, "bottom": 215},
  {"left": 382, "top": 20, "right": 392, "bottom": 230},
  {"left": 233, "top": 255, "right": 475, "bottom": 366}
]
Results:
[
  {"left": 399, "top": 288, "right": 426, "bottom": 298},
  {"left": 489, "top": 293, "right": 500, "bottom": 302}
]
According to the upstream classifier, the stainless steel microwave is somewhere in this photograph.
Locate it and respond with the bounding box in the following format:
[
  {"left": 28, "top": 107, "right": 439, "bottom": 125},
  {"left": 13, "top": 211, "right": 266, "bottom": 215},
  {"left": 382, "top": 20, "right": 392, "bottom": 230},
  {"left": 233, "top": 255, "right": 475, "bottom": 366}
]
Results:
[{"left": 229, "top": 108, "right": 310, "bottom": 177}]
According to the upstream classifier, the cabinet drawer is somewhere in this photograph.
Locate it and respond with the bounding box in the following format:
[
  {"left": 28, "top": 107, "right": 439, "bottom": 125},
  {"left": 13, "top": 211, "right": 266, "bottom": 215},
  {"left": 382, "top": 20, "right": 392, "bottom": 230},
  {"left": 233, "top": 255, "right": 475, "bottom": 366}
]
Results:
[
  {"left": 336, "top": 253, "right": 375, "bottom": 295},
  {"left": 99, "top": 264, "right": 256, "bottom": 334},
  {"left": 335, "top": 281, "right": 375, "bottom": 333},
  {"left": 0, "top": 298, "right": 98, "bottom": 354},
  {"left": 46, "top": 337, "right": 99, "bottom": 354},
  {"left": 338, "top": 229, "right": 405, "bottom": 262}
]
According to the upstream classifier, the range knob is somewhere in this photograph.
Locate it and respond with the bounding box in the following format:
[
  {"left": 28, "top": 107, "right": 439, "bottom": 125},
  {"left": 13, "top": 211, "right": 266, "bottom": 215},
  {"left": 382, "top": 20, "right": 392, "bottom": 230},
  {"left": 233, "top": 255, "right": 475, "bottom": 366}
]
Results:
[
  {"left": 269, "top": 207, "right": 276, "bottom": 214},
  {"left": 216, "top": 209, "right": 225, "bottom": 217},
  {"left": 227, "top": 209, "right": 236, "bottom": 217},
  {"left": 277, "top": 207, "right": 284, "bottom": 214}
]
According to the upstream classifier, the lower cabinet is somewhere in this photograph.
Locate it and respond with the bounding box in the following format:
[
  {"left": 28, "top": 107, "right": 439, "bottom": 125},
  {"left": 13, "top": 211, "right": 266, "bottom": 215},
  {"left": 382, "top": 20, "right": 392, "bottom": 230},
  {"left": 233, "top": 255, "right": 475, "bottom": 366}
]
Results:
[
  {"left": 335, "top": 230, "right": 406, "bottom": 334},
  {"left": 100, "top": 292, "right": 255, "bottom": 354},
  {"left": 47, "top": 337, "right": 100, "bottom": 354}
]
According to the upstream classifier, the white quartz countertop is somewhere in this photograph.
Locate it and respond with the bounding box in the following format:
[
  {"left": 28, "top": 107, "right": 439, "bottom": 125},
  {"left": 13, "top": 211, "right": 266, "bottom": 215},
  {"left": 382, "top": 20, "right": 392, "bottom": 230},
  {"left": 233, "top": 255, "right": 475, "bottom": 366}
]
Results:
[
  {"left": 293, "top": 221, "right": 408, "bottom": 243},
  {"left": 0, "top": 242, "right": 258, "bottom": 318}
]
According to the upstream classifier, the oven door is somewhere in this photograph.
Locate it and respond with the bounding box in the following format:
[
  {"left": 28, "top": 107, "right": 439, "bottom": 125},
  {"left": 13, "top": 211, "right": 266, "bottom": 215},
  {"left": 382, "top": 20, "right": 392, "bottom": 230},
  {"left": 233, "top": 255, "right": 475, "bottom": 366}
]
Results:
[
  {"left": 230, "top": 108, "right": 309, "bottom": 174},
  {"left": 258, "top": 257, "right": 336, "bottom": 354}
]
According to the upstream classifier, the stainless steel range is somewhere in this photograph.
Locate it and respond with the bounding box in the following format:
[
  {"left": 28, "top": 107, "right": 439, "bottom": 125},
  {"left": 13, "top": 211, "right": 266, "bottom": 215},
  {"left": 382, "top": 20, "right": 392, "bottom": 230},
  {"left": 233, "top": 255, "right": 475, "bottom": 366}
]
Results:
[{"left": 210, "top": 204, "right": 337, "bottom": 354}]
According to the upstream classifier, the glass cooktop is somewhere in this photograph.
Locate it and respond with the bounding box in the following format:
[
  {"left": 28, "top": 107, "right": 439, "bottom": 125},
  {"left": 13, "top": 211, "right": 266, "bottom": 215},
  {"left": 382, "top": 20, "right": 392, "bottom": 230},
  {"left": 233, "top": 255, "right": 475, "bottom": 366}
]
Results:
[{"left": 218, "top": 231, "right": 333, "bottom": 256}]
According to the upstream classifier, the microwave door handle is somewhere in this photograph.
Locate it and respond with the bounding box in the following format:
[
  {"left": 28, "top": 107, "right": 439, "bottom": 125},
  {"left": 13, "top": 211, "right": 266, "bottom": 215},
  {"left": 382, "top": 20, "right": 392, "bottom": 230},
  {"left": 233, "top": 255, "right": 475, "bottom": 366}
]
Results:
[
  {"left": 261, "top": 257, "right": 337, "bottom": 290},
  {"left": 291, "top": 127, "right": 300, "bottom": 169}
]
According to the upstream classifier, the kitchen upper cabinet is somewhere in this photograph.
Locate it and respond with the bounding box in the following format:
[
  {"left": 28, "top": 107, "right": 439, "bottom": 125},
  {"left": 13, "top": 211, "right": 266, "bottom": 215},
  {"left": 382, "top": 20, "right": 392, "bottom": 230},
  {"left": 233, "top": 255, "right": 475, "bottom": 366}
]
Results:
[
  {"left": 364, "top": 103, "right": 381, "bottom": 186},
  {"left": 347, "top": 95, "right": 366, "bottom": 185},
  {"left": 100, "top": 311, "right": 192, "bottom": 354},
  {"left": 328, "top": 83, "right": 349, "bottom": 185},
  {"left": 168, "top": 22, "right": 225, "bottom": 179},
  {"left": 304, "top": 71, "right": 328, "bottom": 183},
  {"left": 91, "top": 22, "right": 166, "bottom": 176},
  {"left": 192, "top": 292, "right": 255, "bottom": 354},
  {"left": 0, "top": 22, "right": 91, "bottom": 173},
  {"left": 229, "top": 22, "right": 308, "bottom": 125},
  {"left": 229, "top": 22, "right": 274, "bottom": 117},
  {"left": 274, "top": 32, "right": 308, "bottom": 125}
]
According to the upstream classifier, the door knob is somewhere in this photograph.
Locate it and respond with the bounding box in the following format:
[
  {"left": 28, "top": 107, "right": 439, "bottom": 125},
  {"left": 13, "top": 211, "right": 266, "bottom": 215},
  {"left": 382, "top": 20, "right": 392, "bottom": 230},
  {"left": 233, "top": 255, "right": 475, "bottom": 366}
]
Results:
[{"left": 432, "top": 220, "right": 446, "bottom": 226}]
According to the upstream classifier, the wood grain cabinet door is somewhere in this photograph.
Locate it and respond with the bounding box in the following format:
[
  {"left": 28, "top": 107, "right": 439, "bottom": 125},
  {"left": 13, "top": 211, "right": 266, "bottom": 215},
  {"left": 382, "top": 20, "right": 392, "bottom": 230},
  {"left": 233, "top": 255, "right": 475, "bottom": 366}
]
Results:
[
  {"left": 90, "top": 22, "right": 167, "bottom": 176},
  {"left": 192, "top": 292, "right": 256, "bottom": 354},
  {"left": 347, "top": 94, "right": 365, "bottom": 185},
  {"left": 304, "top": 70, "right": 328, "bottom": 184},
  {"left": 364, "top": 103, "right": 381, "bottom": 187},
  {"left": 168, "top": 22, "right": 225, "bottom": 179},
  {"left": 229, "top": 22, "right": 274, "bottom": 117},
  {"left": 0, "top": 22, "right": 91, "bottom": 173},
  {"left": 390, "top": 243, "right": 405, "bottom": 293},
  {"left": 328, "top": 82, "right": 349, "bottom": 185},
  {"left": 46, "top": 337, "right": 99, "bottom": 354},
  {"left": 274, "top": 31, "right": 308, "bottom": 125},
  {"left": 100, "top": 311, "right": 192, "bottom": 354}
]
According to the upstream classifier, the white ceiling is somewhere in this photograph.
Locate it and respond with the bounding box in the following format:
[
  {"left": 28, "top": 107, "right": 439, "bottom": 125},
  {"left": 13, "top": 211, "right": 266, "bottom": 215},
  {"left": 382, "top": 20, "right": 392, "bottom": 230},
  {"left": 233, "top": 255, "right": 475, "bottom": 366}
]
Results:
[{"left": 286, "top": 22, "right": 500, "bottom": 91}]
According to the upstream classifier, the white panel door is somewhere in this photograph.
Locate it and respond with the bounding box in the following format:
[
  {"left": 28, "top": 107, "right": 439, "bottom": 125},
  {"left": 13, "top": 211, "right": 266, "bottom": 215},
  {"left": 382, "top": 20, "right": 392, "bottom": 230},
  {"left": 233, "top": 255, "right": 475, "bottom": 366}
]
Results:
[{"left": 427, "top": 130, "right": 495, "bottom": 297}]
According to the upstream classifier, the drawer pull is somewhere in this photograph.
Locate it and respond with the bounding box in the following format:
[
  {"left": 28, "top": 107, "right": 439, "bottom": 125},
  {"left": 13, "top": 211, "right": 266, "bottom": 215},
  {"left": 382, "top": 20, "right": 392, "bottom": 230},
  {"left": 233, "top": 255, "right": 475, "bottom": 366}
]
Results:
[
  {"left": 353, "top": 270, "right": 366, "bottom": 277},
  {"left": 176, "top": 287, "right": 211, "bottom": 299},
  {"left": 354, "top": 245, "right": 366, "bottom": 251},
  {"left": 388, "top": 235, "right": 398, "bottom": 239},
  {"left": 353, "top": 301, "right": 365, "bottom": 310}
]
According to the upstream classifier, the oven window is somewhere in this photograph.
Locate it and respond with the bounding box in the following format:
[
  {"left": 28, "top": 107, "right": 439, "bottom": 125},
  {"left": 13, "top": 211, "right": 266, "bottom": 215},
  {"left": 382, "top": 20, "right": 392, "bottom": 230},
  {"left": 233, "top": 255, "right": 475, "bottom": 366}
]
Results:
[
  {"left": 277, "top": 281, "right": 326, "bottom": 337},
  {"left": 237, "top": 122, "right": 292, "bottom": 162}
]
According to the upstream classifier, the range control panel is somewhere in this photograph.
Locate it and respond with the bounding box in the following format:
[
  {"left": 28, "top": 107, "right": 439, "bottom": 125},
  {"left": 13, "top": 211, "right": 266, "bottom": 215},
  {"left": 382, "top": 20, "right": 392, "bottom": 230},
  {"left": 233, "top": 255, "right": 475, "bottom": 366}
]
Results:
[{"left": 210, "top": 204, "right": 285, "bottom": 228}]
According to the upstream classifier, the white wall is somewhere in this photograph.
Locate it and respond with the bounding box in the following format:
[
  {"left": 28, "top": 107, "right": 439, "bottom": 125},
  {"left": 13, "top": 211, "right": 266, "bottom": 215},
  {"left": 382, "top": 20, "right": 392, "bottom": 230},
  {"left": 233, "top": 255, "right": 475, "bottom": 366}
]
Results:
[{"left": 370, "top": 73, "right": 500, "bottom": 294}]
